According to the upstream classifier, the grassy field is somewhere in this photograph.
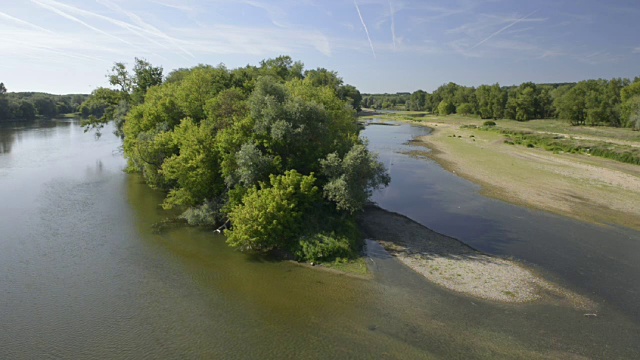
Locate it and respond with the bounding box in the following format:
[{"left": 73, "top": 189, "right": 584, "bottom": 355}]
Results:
[{"left": 362, "top": 112, "right": 640, "bottom": 231}]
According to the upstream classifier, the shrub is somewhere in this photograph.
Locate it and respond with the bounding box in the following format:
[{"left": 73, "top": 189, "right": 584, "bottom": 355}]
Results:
[
  {"left": 296, "top": 233, "right": 355, "bottom": 262},
  {"left": 225, "top": 170, "right": 320, "bottom": 253},
  {"left": 483, "top": 120, "right": 496, "bottom": 126}
]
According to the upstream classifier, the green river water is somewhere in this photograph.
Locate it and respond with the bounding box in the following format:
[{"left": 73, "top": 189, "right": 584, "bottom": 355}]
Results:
[{"left": 0, "top": 120, "right": 638, "bottom": 359}]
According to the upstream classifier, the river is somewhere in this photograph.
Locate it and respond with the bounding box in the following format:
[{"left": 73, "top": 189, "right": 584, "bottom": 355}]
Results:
[{"left": 0, "top": 120, "right": 638, "bottom": 359}]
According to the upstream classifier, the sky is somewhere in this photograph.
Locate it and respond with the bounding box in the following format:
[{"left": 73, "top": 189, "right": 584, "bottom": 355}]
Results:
[{"left": 1, "top": 0, "right": 640, "bottom": 94}]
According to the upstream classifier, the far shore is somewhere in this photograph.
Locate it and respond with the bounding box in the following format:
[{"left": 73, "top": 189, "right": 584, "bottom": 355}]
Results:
[
  {"left": 362, "top": 114, "right": 640, "bottom": 231},
  {"left": 416, "top": 120, "right": 640, "bottom": 231}
]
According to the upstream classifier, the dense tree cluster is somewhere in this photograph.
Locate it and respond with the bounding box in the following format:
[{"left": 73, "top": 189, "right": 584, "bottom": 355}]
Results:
[
  {"left": 85, "top": 56, "right": 388, "bottom": 261},
  {"left": 361, "top": 92, "right": 410, "bottom": 110},
  {"left": 0, "top": 82, "right": 86, "bottom": 121},
  {"left": 365, "top": 78, "right": 640, "bottom": 129}
]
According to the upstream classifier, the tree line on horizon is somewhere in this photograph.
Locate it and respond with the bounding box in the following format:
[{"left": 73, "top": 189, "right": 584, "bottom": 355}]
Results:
[
  {"left": 363, "top": 78, "right": 640, "bottom": 129},
  {"left": 0, "top": 82, "right": 87, "bottom": 121}
]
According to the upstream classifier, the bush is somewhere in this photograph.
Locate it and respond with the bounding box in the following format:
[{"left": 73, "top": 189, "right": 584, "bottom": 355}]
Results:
[
  {"left": 483, "top": 120, "right": 496, "bottom": 126},
  {"left": 296, "top": 233, "right": 355, "bottom": 262},
  {"left": 225, "top": 170, "right": 320, "bottom": 253}
]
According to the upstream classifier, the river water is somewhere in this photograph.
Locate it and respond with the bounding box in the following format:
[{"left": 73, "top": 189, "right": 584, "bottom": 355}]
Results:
[{"left": 0, "top": 120, "right": 639, "bottom": 359}]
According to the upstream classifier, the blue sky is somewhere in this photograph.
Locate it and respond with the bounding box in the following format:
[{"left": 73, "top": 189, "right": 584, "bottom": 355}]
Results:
[{"left": 1, "top": 0, "right": 640, "bottom": 94}]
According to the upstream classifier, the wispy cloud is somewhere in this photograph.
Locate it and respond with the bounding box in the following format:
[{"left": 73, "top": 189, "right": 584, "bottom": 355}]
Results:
[
  {"left": 95, "top": 0, "right": 194, "bottom": 58},
  {"left": 147, "top": 0, "right": 194, "bottom": 13},
  {"left": 171, "top": 23, "right": 332, "bottom": 57},
  {"left": 579, "top": 51, "right": 624, "bottom": 65},
  {"left": 354, "top": 0, "right": 376, "bottom": 59},
  {"left": 31, "top": 0, "right": 135, "bottom": 47},
  {"left": 0, "top": 11, "right": 55, "bottom": 34},
  {"left": 468, "top": 10, "right": 539, "bottom": 50},
  {"left": 537, "top": 50, "right": 565, "bottom": 59}
]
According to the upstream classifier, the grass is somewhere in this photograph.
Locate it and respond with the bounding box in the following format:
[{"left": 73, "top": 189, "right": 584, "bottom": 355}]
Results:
[
  {"left": 371, "top": 112, "right": 640, "bottom": 230},
  {"left": 323, "top": 256, "right": 369, "bottom": 276},
  {"left": 484, "top": 127, "right": 640, "bottom": 165},
  {"left": 371, "top": 113, "right": 640, "bottom": 165}
]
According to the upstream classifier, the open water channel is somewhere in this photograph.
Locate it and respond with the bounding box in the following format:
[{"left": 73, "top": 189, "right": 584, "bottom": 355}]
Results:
[{"left": 0, "top": 120, "right": 638, "bottom": 359}]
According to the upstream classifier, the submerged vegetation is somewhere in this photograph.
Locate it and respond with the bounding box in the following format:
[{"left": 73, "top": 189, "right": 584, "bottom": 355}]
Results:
[{"left": 84, "top": 56, "right": 389, "bottom": 263}]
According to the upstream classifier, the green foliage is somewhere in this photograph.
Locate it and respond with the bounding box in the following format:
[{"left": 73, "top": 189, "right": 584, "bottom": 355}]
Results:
[
  {"left": 0, "top": 84, "right": 86, "bottom": 122},
  {"left": 80, "top": 58, "right": 163, "bottom": 136},
  {"left": 408, "top": 90, "right": 427, "bottom": 111},
  {"left": 361, "top": 92, "right": 410, "bottom": 110},
  {"left": 89, "top": 56, "right": 388, "bottom": 262},
  {"left": 437, "top": 100, "right": 455, "bottom": 115},
  {"left": 621, "top": 95, "right": 640, "bottom": 128},
  {"left": 225, "top": 170, "right": 320, "bottom": 253},
  {"left": 296, "top": 233, "right": 355, "bottom": 263},
  {"left": 179, "top": 199, "right": 226, "bottom": 227},
  {"left": 457, "top": 103, "right": 474, "bottom": 115},
  {"left": 161, "top": 118, "right": 225, "bottom": 209},
  {"left": 483, "top": 120, "right": 496, "bottom": 126},
  {"left": 554, "top": 79, "right": 624, "bottom": 126},
  {"left": 484, "top": 128, "right": 640, "bottom": 165},
  {"left": 321, "top": 144, "right": 390, "bottom": 214}
]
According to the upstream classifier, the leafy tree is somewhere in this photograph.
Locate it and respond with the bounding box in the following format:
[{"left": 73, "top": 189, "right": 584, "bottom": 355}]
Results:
[
  {"left": 515, "top": 84, "right": 537, "bottom": 121},
  {"left": 621, "top": 95, "right": 640, "bottom": 128},
  {"left": 320, "top": 144, "right": 390, "bottom": 214},
  {"left": 226, "top": 170, "right": 320, "bottom": 253},
  {"left": 408, "top": 90, "right": 427, "bottom": 111},
  {"left": 82, "top": 58, "right": 163, "bottom": 136},
  {"left": 456, "top": 103, "right": 474, "bottom": 115},
  {"left": 304, "top": 68, "right": 343, "bottom": 89},
  {"left": 337, "top": 84, "right": 362, "bottom": 111},
  {"left": 437, "top": 100, "right": 455, "bottom": 115},
  {"left": 260, "top": 55, "right": 304, "bottom": 81},
  {"left": 19, "top": 101, "right": 36, "bottom": 120},
  {"left": 131, "top": 58, "right": 163, "bottom": 105},
  {"left": 32, "top": 95, "right": 58, "bottom": 118}
]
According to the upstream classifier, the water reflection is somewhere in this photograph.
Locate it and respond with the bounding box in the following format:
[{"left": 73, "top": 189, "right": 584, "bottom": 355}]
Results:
[{"left": 0, "top": 128, "right": 14, "bottom": 153}]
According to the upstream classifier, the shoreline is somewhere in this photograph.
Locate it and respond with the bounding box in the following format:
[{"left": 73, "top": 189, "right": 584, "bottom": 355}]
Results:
[
  {"left": 403, "top": 120, "right": 640, "bottom": 231},
  {"left": 359, "top": 206, "right": 595, "bottom": 308}
]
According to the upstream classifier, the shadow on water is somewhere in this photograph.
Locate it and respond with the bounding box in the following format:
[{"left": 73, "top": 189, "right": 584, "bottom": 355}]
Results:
[{"left": 363, "top": 121, "right": 640, "bottom": 325}]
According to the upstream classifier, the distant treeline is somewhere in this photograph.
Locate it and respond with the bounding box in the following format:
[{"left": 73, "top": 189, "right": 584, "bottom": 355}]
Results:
[
  {"left": 363, "top": 78, "right": 640, "bottom": 129},
  {"left": 0, "top": 82, "right": 87, "bottom": 121}
]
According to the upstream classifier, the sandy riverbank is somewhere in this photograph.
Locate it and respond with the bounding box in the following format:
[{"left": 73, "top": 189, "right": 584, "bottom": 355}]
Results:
[
  {"left": 410, "top": 121, "right": 640, "bottom": 231},
  {"left": 360, "top": 206, "right": 594, "bottom": 308}
]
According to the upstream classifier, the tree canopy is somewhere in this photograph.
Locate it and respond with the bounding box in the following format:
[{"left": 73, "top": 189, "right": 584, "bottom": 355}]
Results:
[
  {"left": 86, "top": 56, "right": 389, "bottom": 262},
  {"left": 0, "top": 84, "right": 86, "bottom": 122}
]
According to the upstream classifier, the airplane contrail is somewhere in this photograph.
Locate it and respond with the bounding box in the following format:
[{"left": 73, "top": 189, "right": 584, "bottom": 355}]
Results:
[
  {"left": 469, "top": 9, "right": 538, "bottom": 50},
  {"left": 0, "top": 11, "right": 55, "bottom": 33},
  {"left": 389, "top": 1, "right": 396, "bottom": 49},
  {"left": 354, "top": 0, "right": 376, "bottom": 59},
  {"left": 97, "top": 0, "right": 194, "bottom": 59},
  {"left": 32, "top": 0, "right": 136, "bottom": 47}
]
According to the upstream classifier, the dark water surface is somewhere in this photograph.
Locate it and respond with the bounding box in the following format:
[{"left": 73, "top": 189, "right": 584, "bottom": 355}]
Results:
[{"left": 1, "top": 120, "right": 639, "bottom": 359}]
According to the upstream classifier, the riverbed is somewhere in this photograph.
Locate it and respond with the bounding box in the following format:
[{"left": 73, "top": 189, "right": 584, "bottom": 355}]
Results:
[{"left": 1, "top": 120, "right": 639, "bottom": 358}]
